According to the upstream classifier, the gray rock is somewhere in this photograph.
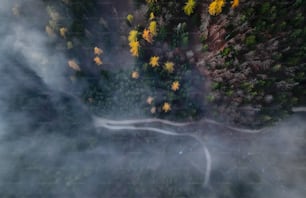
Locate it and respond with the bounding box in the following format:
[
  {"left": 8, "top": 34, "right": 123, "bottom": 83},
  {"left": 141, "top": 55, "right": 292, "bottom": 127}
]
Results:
[
  {"left": 186, "top": 50, "right": 194, "bottom": 58},
  {"left": 264, "top": 95, "right": 273, "bottom": 103},
  {"left": 194, "top": 44, "right": 203, "bottom": 52},
  {"left": 189, "top": 58, "right": 195, "bottom": 64},
  {"left": 196, "top": 60, "right": 205, "bottom": 67},
  {"left": 166, "top": 51, "right": 174, "bottom": 59}
]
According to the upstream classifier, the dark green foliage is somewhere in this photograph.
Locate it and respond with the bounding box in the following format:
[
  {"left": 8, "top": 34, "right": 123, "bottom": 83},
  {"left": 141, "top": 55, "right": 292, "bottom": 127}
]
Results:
[{"left": 245, "top": 35, "right": 256, "bottom": 46}]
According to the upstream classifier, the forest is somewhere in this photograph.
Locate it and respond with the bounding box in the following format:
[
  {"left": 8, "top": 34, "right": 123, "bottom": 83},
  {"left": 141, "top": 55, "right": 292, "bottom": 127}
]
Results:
[
  {"left": 0, "top": 0, "right": 305, "bottom": 197},
  {"left": 39, "top": 0, "right": 306, "bottom": 128}
]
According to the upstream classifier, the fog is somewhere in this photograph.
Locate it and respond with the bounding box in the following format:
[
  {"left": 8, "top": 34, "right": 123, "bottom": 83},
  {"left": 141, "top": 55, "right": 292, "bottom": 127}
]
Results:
[{"left": 0, "top": 0, "right": 305, "bottom": 197}]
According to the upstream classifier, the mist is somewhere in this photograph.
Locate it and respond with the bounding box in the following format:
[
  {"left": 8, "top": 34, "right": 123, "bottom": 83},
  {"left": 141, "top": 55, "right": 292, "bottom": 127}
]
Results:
[{"left": 0, "top": 0, "right": 306, "bottom": 197}]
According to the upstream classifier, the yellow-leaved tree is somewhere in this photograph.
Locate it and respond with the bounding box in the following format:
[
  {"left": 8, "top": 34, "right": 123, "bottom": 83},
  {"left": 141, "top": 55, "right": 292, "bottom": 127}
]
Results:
[
  {"left": 208, "top": 0, "right": 225, "bottom": 16},
  {"left": 129, "top": 41, "right": 140, "bottom": 57},
  {"left": 142, "top": 29, "right": 153, "bottom": 43},
  {"left": 149, "top": 21, "right": 157, "bottom": 36},
  {"left": 128, "top": 30, "right": 140, "bottom": 56},
  {"left": 183, "top": 0, "right": 196, "bottom": 16},
  {"left": 208, "top": 0, "right": 239, "bottom": 16},
  {"left": 164, "top": 61, "right": 175, "bottom": 73},
  {"left": 149, "top": 56, "right": 159, "bottom": 67},
  {"left": 231, "top": 0, "right": 239, "bottom": 8},
  {"left": 128, "top": 30, "right": 138, "bottom": 42}
]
